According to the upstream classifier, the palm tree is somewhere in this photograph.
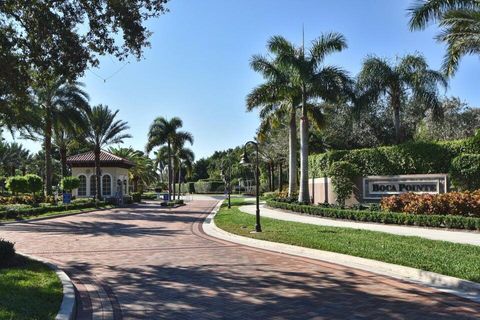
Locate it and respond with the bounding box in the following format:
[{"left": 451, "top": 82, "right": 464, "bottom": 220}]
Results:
[
  {"left": 174, "top": 146, "right": 195, "bottom": 199},
  {"left": 146, "top": 117, "right": 193, "bottom": 199},
  {"left": 109, "top": 147, "right": 158, "bottom": 193},
  {"left": 154, "top": 146, "right": 169, "bottom": 184},
  {"left": 32, "top": 77, "right": 90, "bottom": 195},
  {"left": 247, "top": 55, "right": 301, "bottom": 198},
  {"left": 262, "top": 34, "right": 351, "bottom": 203},
  {"left": 357, "top": 54, "right": 448, "bottom": 144},
  {"left": 408, "top": 0, "right": 480, "bottom": 76},
  {"left": 84, "top": 105, "right": 131, "bottom": 200}
]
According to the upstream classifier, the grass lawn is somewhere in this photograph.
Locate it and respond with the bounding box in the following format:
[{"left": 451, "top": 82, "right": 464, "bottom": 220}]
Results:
[
  {"left": 214, "top": 200, "right": 480, "bottom": 283},
  {"left": 0, "top": 256, "right": 63, "bottom": 320},
  {"left": 0, "top": 204, "right": 113, "bottom": 223}
]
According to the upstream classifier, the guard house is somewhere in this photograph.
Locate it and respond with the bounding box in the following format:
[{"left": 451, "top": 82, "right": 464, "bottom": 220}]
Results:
[{"left": 66, "top": 150, "right": 134, "bottom": 198}]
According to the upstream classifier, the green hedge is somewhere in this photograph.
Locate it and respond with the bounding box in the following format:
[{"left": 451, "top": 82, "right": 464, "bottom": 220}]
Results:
[
  {"left": 193, "top": 180, "right": 225, "bottom": 194},
  {"left": 266, "top": 200, "right": 480, "bottom": 231},
  {"left": 173, "top": 183, "right": 193, "bottom": 194},
  {"left": 309, "top": 139, "right": 475, "bottom": 178},
  {"left": 0, "top": 201, "right": 106, "bottom": 221},
  {"left": 450, "top": 154, "right": 480, "bottom": 191}
]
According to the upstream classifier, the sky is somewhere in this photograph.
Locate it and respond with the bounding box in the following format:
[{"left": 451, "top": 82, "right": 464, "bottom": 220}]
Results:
[{"left": 9, "top": 0, "right": 480, "bottom": 159}]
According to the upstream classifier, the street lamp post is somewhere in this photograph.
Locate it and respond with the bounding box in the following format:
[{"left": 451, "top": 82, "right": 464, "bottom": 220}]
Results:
[
  {"left": 220, "top": 159, "right": 232, "bottom": 209},
  {"left": 240, "top": 141, "right": 261, "bottom": 233}
]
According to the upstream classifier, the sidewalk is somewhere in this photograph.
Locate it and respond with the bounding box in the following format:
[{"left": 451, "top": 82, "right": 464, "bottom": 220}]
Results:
[{"left": 239, "top": 205, "right": 480, "bottom": 246}]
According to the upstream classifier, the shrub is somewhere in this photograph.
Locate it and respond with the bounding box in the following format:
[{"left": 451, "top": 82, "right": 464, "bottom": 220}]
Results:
[
  {"left": 380, "top": 191, "right": 480, "bottom": 217},
  {"left": 60, "top": 176, "right": 80, "bottom": 192},
  {"left": 328, "top": 161, "right": 359, "bottom": 206},
  {"left": 131, "top": 192, "right": 142, "bottom": 203},
  {"left": 0, "top": 239, "right": 15, "bottom": 266},
  {"left": 262, "top": 192, "right": 279, "bottom": 200},
  {"left": 24, "top": 174, "right": 43, "bottom": 196},
  {"left": 123, "top": 195, "right": 133, "bottom": 204},
  {"left": 194, "top": 180, "right": 225, "bottom": 194},
  {"left": 266, "top": 200, "right": 480, "bottom": 231},
  {"left": 450, "top": 154, "right": 480, "bottom": 191},
  {"left": 6, "top": 176, "right": 28, "bottom": 195},
  {"left": 0, "top": 201, "right": 105, "bottom": 220}
]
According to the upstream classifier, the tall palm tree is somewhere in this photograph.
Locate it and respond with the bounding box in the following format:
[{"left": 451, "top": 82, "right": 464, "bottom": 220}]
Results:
[
  {"left": 357, "top": 54, "right": 448, "bottom": 144},
  {"left": 32, "top": 78, "right": 90, "bottom": 195},
  {"left": 84, "top": 105, "right": 131, "bottom": 200},
  {"left": 263, "top": 34, "right": 351, "bottom": 203},
  {"left": 247, "top": 55, "right": 301, "bottom": 197},
  {"left": 146, "top": 117, "right": 193, "bottom": 199},
  {"left": 154, "top": 146, "right": 169, "bottom": 184},
  {"left": 408, "top": 0, "right": 480, "bottom": 76}
]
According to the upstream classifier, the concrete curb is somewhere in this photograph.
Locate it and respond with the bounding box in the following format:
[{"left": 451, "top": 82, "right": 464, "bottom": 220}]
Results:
[
  {"left": 20, "top": 253, "right": 76, "bottom": 320},
  {"left": 204, "top": 201, "right": 480, "bottom": 303}
]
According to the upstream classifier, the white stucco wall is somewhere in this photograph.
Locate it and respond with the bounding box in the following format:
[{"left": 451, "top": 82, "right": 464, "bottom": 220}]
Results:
[{"left": 71, "top": 166, "right": 130, "bottom": 198}]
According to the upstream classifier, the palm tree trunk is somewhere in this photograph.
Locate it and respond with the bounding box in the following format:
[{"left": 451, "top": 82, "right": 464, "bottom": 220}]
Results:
[
  {"left": 44, "top": 112, "right": 53, "bottom": 196},
  {"left": 95, "top": 146, "right": 102, "bottom": 201},
  {"left": 392, "top": 91, "right": 402, "bottom": 144},
  {"left": 298, "top": 91, "right": 310, "bottom": 203},
  {"left": 167, "top": 141, "right": 172, "bottom": 200},
  {"left": 288, "top": 108, "right": 298, "bottom": 197},
  {"left": 278, "top": 162, "right": 283, "bottom": 192},
  {"left": 172, "top": 160, "right": 176, "bottom": 200},
  {"left": 178, "top": 165, "right": 182, "bottom": 200},
  {"left": 60, "top": 146, "right": 68, "bottom": 177}
]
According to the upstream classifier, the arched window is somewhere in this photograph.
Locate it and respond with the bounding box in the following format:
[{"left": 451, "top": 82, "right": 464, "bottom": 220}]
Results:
[
  {"left": 102, "top": 175, "right": 111, "bottom": 196},
  {"left": 78, "top": 175, "right": 87, "bottom": 196},
  {"left": 90, "top": 175, "right": 97, "bottom": 197}
]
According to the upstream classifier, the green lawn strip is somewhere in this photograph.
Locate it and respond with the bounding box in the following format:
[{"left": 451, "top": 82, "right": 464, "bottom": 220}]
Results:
[
  {"left": 215, "top": 204, "right": 480, "bottom": 283},
  {"left": 0, "top": 204, "right": 114, "bottom": 223},
  {"left": 0, "top": 256, "right": 63, "bottom": 320}
]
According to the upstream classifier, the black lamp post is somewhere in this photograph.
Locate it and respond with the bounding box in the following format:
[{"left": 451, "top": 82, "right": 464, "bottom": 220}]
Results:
[
  {"left": 220, "top": 159, "right": 232, "bottom": 209},
  {"left": 240, "top": 141, "right": 261, "bottom": 232}
]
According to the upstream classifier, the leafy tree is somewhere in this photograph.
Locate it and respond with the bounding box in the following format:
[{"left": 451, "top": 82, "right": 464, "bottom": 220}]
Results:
[
  {"left": 357, "top": 54, "right": 448, "bottom": 144},
  {"left": 0, "top": 1, "right": 169, "bottom": 113},
  {"left": 191, "top": 158, "right": 210, "bottom": 182},
  {"left": 24, "top": 174, "right": 43, "bottom": 197},
  {"left": 6, "top": 176, "right": 28, "bottom": 195},
  {"left": 60, "top": 176, "right": 80, "bottom": 192},
  {"left": 409, "top": 0, "right": 480, "bottom": 76},
  {"left": 263, "top": 34, "right": 352, "bottom": 203},
  {"left": 146, "top": 117, "right": 193, "bottom": 198},
  {"left": 83, "top": 105, "right": 131, "bottom": 200}
]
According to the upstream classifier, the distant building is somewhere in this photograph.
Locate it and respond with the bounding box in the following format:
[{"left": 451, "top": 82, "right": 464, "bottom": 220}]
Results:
[{"left": 66, "top": 150, "right": 134, "bottom": 198}]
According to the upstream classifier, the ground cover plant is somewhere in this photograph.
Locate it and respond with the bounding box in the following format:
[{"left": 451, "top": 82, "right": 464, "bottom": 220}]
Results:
[
  {"left": 214, "top": 200, "right": 480, "bottom": 282},
  {"left": 0, "top": 240, "right": 63, "bottom": 319}
]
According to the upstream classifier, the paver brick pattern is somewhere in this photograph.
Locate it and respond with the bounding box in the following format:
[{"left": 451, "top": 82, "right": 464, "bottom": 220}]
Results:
[{"left": 1, "top": 200, "right": 479, "bottom": 319}]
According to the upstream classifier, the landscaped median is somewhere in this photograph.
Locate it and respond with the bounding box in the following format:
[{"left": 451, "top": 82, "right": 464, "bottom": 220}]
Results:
[
  {"left": 266, "top": 200, "right": 480, "bottom": 231},
  {"left": 0, "top": 240, "right": 63, "bottom": 319},
  {"left": 214, "top": 199, "right": 480, "bottom": 283},
  {"left": 0, "top": 200, "right": 113, "bottom": 223}
]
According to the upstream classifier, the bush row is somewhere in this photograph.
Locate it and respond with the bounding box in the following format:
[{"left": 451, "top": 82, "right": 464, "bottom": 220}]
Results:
[
  {"left": 266, "top": 200, "right": 480, "bottom": 231},
  {"left": 0, "top": 239, "right": 15, "bottom": 267},
  {"left": 193, "top": 180, "right": 225, "bottom": 194},
  {"left": 380, "top": 192, "right": 480, "bottom": 217},
  {"left": 0, "top": 195, "right": 56, "bottom": 205},
  {"left": 0, "top": 201, "right": 106, "bottom": 221}
]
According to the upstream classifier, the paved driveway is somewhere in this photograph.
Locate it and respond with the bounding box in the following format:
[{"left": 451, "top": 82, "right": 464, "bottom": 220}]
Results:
[{"left": 1, "top": 200, "right": 479, "bottom": 319}]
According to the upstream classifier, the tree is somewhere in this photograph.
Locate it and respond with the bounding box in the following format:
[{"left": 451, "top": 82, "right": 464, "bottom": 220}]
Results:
[
  {"left": 83, "top": 105, "right": 131, "bottom": 200},
  {"left": 247, "top": 54, "right": 300, "bottom": 197},
  {"left": 25, "top": 174, "right": 43, "bottom": 197},
  {"left": 6, "top": 176, "right": 28, "bottom": 195},
  {"left": 357, "top": 54, "right": 448, "bottom": 144},
  {"left": 27, "top": 78, "right": 90, "bottom": 195},
  {"left": 0, "top": 1, "right": 169, "bottom": 111},
  {"left": 146, "top": 117, "right": 193, "bottom": 199},
  {"left": 409, "top": 0, "right": 480, "bottom": 76},
  {"left": 109, "top": 147, "right": 158, "bottom": 193},
  {"left": 174, "top": 146, "right": 195, "bottom": 199},
  {"left": 263, "top": 34, "right": 352, "bottom": 203},
  {"left": 60, "top": 176, "right": 80, "bottom": 193}
]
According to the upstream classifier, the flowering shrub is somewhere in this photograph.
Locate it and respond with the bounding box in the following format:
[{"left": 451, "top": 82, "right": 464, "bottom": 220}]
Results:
[
  {"left": 380, "top": 191, "right": 480, "bottom": 217},
  {"left": 0, "top": 195, "right": 56, "bottom": 205}
]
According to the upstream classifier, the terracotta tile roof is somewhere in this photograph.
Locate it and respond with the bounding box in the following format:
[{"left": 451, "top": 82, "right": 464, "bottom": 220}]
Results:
[{"left": 67, "top": 150, "right": 134, "bottom": 168}]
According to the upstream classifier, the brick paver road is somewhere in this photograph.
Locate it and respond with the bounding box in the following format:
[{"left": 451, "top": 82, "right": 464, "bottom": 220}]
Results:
[{"left": 1, "top": 200, "right": 479, "bottom": 319}]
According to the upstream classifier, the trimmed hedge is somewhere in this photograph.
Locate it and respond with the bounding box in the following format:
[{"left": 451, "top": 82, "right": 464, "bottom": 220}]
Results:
[
  {"left": 266, "top": 200, "right": 480, "bottom": 231},
  {"left": 0, "top": 201, "right": 106, "bottom": 221},
  {"left": 309, "top": 139, "right": 474, "bottom": 178},
  {"left": 193, "top": 180, "right": 225, "bottom": 194},
  {"left": 450, "top": 154, "right": 480, "bottom": 191},
  {"left": 0, "top": 239, "right": 15, "bottom": 266}
]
